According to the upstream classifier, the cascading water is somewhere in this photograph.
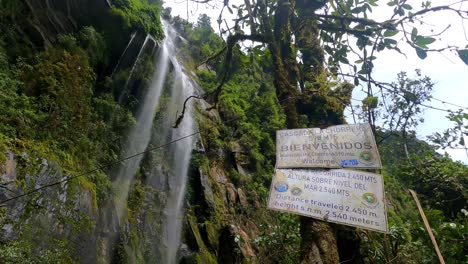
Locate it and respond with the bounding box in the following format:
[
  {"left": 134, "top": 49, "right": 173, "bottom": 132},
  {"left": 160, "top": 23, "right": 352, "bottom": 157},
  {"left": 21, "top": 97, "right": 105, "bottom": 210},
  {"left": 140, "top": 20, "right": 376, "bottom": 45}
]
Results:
[
  {"left": 112, "top": 32, "right": 170, "bottom": 224},
  {"left": 111, "top": 31, "right": 137, "bottom": 77},
  {"left": 161, "top": 53, "right": 196, "bottom": 264},
  {"left": 102, "top": 20, "right": 196, "bottom": 263},
  {"left": 119, "top": 34, "right": 157, "bottom": 104}
]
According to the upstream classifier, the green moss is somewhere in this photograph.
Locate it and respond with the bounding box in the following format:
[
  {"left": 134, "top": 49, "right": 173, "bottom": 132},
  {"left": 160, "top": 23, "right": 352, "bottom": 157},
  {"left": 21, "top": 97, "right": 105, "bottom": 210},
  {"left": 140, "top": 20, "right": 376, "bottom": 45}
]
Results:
[
  {"left": 186, "top": 210, "right": 217, "bottom": 264},
  {"left": 204, "top": 220, "right": 219, "bottom": 249},
  {"left": 110, "top": 0, "right": 163, "bottom": 39},
  {"left": 127, "top": 184, "right": 146, "bottom": 222},
  {"left": 77, "top": 176, "right": 98, "bottom": 212}
]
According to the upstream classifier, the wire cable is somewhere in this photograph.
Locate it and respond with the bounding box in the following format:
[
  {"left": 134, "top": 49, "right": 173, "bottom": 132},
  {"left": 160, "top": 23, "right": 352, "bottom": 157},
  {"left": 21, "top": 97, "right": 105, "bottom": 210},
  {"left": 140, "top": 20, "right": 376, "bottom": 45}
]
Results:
[
  {"left": 430, "top": 97, "right": 468, "bottom": 110},
  {"left": 2, "top": 78, "right": 466, "bottom": 205},
  {"left": 0, "top": 95, "right": 301, "bottom": 206},
  {"left": 0, "top": 132, "right": 200, "bottom": 205}
]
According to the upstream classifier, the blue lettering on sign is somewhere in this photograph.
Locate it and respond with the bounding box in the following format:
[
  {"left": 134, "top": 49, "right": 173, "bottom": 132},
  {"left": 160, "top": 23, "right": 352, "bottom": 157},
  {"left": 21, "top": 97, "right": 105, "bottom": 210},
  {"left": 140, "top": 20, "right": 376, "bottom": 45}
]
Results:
[{"left": 341, "top": 159, "right": 358, "bottom": 166}]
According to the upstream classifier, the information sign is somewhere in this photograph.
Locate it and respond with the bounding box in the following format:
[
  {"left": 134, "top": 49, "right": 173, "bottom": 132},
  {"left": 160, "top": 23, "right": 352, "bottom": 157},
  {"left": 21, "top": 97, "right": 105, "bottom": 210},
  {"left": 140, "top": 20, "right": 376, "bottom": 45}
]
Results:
[
  {"left": 267, "top": 169, "right": 388, "bottom": 233},
  {"left": 276, "top": 124, "right": 381, "bottom": 169}
]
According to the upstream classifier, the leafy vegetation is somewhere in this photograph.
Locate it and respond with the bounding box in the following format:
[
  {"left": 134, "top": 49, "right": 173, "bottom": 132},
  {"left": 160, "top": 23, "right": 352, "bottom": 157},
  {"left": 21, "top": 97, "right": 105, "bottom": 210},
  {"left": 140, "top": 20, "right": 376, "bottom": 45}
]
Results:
[
  {"left": 358, "top": 133, "right": 468, "bottom": 263},
  {"left": 111, "top": 0, "right": 163, "bottom": 38},
  {"left": 168, "top": 5, "right": 467, "bottom": 263},
  {"left": 0, "top": 1, "right": 466, "bottom": 263},
  {"left": 0, "top": 2, "right": 157, "bottom": 259}
]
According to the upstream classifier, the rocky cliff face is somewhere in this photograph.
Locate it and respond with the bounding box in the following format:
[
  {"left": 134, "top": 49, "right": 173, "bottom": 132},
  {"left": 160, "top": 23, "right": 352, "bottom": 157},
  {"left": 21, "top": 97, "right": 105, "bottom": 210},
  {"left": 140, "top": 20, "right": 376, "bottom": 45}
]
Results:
[
  {"left": 0, "top": 152, "right": 99, "bottom": 262},
  {"left": 23, "top": 0, "right": 108, "bottom": 46},
  {"left": 5, "top": 0, "right": 110, "bottom": 52},
  {"left": 5, "top": 0, "right": 142, "bottom": 70},
  {"left": 178, "top": 105, "right": 262, "bottom": 263},
  {"left": 0, "top": 1, "right": 158, "bottom": 262},
  {"left": 1, "top": 2, "right": 268, "bottom": 263}
]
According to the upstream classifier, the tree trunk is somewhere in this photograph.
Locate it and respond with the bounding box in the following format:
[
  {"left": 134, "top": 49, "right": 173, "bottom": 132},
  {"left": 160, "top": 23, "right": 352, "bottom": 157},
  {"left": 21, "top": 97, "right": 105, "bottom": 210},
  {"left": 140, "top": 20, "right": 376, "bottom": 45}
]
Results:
[
  {"left": 300, "top": 218, "right": 339, "bottom": 264},
  {"left": 262, "top": 0, "right": 343, "bottom": 262}
]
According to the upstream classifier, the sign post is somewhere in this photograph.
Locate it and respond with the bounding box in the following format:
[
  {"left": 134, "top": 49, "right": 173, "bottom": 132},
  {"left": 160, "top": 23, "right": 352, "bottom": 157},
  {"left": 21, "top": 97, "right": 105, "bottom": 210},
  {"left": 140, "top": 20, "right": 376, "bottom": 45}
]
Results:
[
  {"left": 268, "top": 169, "right": 388, "bottom": 232},
  {"left": 269, "top": 124, "right": 388, "bottom": 233},
  {"left": 276, "top": 124, "right": 381, "bottom": 169}
]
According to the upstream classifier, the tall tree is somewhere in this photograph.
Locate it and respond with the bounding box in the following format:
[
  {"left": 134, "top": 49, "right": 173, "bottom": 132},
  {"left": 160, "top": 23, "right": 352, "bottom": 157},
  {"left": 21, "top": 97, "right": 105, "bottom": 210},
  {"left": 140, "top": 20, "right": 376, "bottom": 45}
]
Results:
[{"left": 183, "top": 0, "right": 468, "bottom": 262}]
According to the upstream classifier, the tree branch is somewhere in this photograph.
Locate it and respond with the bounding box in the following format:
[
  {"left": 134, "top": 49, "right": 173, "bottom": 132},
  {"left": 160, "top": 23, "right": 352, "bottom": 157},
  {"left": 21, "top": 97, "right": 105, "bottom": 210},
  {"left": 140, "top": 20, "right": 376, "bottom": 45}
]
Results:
[
  {"left": 196, "top": 46, "right": 227, "bottom": 69},
  {"left": 318, "top": 23, "right": 374, "bottom": 36},
  {"left": 173, "top": 95, "right": 203, "bottom": 128},
  {"left": 205, "top": 33, "right": 270, "bottom": 104},
  {"left": 173, "top": 32, "right": 270, "bottom": 128},
  {"left": 316, "top": 14, "right": 396, "bottom": 29},
  {"left": 399, "top": 4, "right": 468, "bottom": 24}
]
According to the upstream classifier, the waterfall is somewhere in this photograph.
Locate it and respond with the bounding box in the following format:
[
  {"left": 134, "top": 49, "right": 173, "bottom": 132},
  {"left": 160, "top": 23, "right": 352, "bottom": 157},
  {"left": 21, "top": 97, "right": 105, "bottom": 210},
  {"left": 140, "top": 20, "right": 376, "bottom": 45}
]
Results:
[
  {"left": 112, "top": 33, "right": 170, "bottom": 223},
  {"left": 162, "top": 54, "right": 196, "bottom": 264},
  {"left": 103, "top": 20, "right": 196, "bottom": 263},
  {"left": 118, "top": 34, "right": 153, "bottom": 104},
  {"left": 111, "top": 31, "right": 137, "bottom": 77}
]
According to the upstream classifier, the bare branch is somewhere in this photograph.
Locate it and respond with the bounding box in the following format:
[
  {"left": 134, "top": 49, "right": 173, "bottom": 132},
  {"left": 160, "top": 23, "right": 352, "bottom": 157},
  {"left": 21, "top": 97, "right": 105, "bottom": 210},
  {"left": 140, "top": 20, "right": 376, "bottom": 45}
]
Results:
[
  {"left": 399, "top": 3, "right": 468, "bottom": 24},
  {"left": 316, "top": 14, "right": 396, "bottom": 29},
  {"left": 196, "top": 46, "right": 227, "bottom": 69},
  {"left": 173, "top": 32, "right": 270, "bottom": 127},
  {"left": 173, "top": 95, "right": 203, "bottom": 128},
  {"left": 318, "top": 23, "right": 374, "bottom": 37}
]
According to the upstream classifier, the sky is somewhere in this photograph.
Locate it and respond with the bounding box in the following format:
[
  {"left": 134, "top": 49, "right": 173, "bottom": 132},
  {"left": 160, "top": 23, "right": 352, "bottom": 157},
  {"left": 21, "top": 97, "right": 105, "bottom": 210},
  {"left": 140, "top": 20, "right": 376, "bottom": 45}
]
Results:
[{"left": 164, "top": 0, "right": 468, "bottom": 163}]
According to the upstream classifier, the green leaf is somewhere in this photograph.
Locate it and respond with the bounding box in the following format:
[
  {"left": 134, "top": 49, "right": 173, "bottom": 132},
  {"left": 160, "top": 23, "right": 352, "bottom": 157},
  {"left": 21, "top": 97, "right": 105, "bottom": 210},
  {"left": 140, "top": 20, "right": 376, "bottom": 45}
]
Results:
[
  {"left": 353, "top": 24, "right": 366, "bottom": 31},
  {"left": 384, "top": 29, "right": 399, "bottom": 37},
  {"left": 402, "top": 4, "right": 412, "bottom": 10},
  {"left": 415, "top": 47, "right": 427, "bottom": 59},
  {"left": 351, "top": 7, "right": 363, "bottom": 13},
  {"left": 322, "top": 33, "right": 334, "bottom": 43},
  {"left": 369, "top": 0, "right": 378, "bottom": 6},
  {"left": 384, "top": 38, "right": 398, "bottom": 45},
  {"left": 457, "top": 49, "right": 468, "bottom": 65},
  {"left": 354, "top": 77, "right": 359, "bottom": 86},
  {"left": 356, "top": 36, "right": 369, "bottom": 50},
  {"left": 397, "top": 7, "right": 405, "bottom": 16},
  {"left": 339, "top": 57, "right": 350, "bottom": 64},
  {"left": 378, "top": 41, "right": 385, "bottom": 51},
  {"left": 411, "top": 28, "right": 418, "bottom": 41},
  {"left": 415, "top": 36, "right": 436, "bottom": 47},
  {"left": 387, "top": 1, "right": 396, "bottom": 6}
]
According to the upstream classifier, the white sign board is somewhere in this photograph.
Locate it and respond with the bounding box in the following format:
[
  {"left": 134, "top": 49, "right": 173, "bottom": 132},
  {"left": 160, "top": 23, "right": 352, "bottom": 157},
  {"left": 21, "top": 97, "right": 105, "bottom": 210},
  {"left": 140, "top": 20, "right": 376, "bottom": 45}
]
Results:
[
  {"left": 267, "top": 169, "right": 388, "bottom": 233},
  {"left": 276, "top": 124, "right": 382, "bottom": 169}
]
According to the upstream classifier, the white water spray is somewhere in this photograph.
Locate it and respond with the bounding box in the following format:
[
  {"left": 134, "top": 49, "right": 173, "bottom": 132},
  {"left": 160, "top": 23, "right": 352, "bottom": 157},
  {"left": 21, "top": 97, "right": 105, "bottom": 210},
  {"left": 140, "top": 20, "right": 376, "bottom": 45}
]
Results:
[
  {"left": 119, "top": 35, "right": 154, "bottom": 104},
  {"left": 111, "top": 31, "right": 137, "bottom": 77},
  {"left": 161, "top": 54, "right": 196, "bottom": 264},
  {"left": 106, "top": 20, "right": 196, "bottom": 264}
]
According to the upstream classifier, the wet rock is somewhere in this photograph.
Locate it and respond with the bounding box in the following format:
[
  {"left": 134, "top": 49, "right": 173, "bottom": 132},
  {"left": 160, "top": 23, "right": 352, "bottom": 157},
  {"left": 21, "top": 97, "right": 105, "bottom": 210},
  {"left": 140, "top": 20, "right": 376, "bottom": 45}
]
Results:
[
  {"left": 237, "top": 188, "right": 248, "bottom": 207},
  {"left": 1, "top": 224, "right": 15, "bottom": 241},
  {"left": 194, "top": 137, "right": 206, "bottom": 153},
  {"left": 226, "top": 183, "right": 237, "bottom": 205},
  {"left": 209, "top": 165, "right": 227, "bottom": 184},
  {"left": 218, "top": 186, "right": 228, "bottom": 206},
  {"left": 0, "top": 152, "right": 99, "bottom": 261},
  {"left": 178, "top": 243, "right": 191, "bottom": 260},
  {"left": 230, "top": 141, "right": 252, "bottom": 176},
  {"left": 228, "top": 225, "right": 256, "bottom": 261},
  {"left": 3, "top": 152, "right": 16, "bottom": 182},
  {"left": 237, "top": 228, "right": 256, "bottom": 260},
  {"left": 199, "top": 169, "right": 215, "bottom": 207},
  {"left": 148, "top": 165, "right": 167, "bottom": 190}
]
